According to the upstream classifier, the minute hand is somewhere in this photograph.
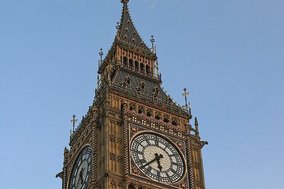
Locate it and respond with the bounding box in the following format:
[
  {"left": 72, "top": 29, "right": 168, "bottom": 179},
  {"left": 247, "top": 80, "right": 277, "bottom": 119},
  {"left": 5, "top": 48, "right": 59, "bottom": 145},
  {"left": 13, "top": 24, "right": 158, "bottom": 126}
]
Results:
[
  {"left": 140, "top": 153, "right": 163, "bottom": 169},
  {"left": 140, "top": 158, "right": 157, "bottom": 169}
]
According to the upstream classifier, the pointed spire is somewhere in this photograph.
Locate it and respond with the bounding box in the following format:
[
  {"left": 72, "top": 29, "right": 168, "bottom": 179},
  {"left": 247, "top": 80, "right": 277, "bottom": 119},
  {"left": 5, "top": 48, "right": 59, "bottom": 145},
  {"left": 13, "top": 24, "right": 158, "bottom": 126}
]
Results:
[{"left": 116, "top": 1, "right": 150, "bottom": 50}]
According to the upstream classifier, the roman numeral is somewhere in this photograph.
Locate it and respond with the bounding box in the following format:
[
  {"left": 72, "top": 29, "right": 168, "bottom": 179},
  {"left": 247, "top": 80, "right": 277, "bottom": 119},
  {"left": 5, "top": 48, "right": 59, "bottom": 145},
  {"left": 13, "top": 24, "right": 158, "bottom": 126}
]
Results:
[
  {"left": 157, "top": 171, "right": 161, "bottom": 182},
  {"left": 166, "top": 172, "right": 173, "bottom": 183},
  {"left": 169, "top": 153, "right": 178, "bottom": 157},
  {"left": 143, "top": 135, "right": 151, "bottom": 145}
]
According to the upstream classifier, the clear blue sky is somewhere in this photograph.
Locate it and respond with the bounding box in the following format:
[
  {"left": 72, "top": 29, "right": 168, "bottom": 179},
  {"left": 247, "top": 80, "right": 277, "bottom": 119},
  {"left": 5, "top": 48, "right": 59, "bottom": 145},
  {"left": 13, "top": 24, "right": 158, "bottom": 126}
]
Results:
[{"left": 0, "top": 0, "right": 283, "bottom": 188}]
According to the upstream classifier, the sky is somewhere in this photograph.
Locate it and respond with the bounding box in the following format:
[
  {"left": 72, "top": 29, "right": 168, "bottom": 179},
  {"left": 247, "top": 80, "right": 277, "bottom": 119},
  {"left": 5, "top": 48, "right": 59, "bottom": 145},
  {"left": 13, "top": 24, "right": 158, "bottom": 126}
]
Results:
[{"left": 0, "top": 0, "right": 283, "bottom": 188}]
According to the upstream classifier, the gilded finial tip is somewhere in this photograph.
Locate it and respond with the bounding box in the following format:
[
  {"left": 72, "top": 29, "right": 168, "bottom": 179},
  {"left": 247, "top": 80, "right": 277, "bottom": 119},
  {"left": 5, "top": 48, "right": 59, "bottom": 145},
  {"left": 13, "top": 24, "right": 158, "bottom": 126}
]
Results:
[{"left": 121, "top": 0, "right": 129, "bottom": 4}]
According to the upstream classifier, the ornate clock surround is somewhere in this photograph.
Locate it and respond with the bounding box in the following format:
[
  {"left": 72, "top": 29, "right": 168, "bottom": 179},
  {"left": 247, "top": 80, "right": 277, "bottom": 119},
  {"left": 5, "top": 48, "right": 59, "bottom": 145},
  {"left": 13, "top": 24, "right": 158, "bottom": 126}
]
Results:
[{"left": 127, "top": 118, "right": 190, "bottom": 189}]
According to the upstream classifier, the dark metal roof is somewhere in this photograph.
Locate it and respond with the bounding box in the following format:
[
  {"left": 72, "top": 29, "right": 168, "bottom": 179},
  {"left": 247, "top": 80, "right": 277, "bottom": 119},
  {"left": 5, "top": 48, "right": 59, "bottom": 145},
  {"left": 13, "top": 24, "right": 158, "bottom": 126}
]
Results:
[
  {"left": 116, "top": 2, "right": 151, "bottom": 51},
  {"left": 111, "top": 69, "right": 190, "bottom": 118}
]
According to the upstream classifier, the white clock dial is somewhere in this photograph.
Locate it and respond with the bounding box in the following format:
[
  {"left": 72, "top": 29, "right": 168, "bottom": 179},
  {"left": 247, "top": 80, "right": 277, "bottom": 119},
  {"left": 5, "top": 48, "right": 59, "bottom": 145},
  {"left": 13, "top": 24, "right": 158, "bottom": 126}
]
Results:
[{"left": 130, "top": 133, "right": 185, "bottom": 183}]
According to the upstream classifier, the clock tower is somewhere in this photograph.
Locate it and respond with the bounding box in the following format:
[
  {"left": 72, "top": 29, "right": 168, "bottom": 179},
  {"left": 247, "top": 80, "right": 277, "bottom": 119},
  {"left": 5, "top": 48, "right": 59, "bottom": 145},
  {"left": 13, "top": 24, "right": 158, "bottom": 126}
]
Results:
[{"left": 57, "top": 1, "right": 207, "bottom": 189}]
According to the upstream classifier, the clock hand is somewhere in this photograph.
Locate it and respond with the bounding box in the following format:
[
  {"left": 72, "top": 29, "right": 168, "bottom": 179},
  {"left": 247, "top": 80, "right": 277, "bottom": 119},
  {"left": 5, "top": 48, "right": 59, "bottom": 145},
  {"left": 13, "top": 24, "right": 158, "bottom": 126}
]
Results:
[
  {"left": 140, "top": 153, "right": 164, "bottom": 170},
  {"left": 156, "top": 158, "right": 163, "bottom": 171},
  {"left": 140, "top": 153, "right": 159, "bottom": 169},
  {"left": 155, "top": 154, "right": 163, "bottom": 171}
]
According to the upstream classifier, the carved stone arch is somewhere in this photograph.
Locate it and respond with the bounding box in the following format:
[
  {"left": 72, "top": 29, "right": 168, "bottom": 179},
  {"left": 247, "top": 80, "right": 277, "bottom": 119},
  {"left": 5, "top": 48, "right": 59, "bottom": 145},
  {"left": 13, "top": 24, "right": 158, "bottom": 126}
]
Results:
[
  {"left": 140, "top": 63, "right": 145, "bottom": 73},
  {"left": 155, "top": 111, "right": 161, "bottom": 120},
  {"left": 146, "top": 65, "right": 150, "bottom": 75},
  {"left": 146, "top": 108, "right": 153, "bottom": 117},
  {"left": 123, "top": 56, "right": 128, "bottom": 67},
  {"left": 172, "top": 117, "right": 179, "bottom": 126},
  {"left": 129, "top": 59, "right": 134, "bottom": 69},
  {"left": 128, "top": 183, "right": 136, "bottom": 189},
  {"left": 135, "top": 61, "right": 139, "bottom": 71},
  {"left": 163, "top": 114, "right": 170, "bottom": 123},
  {"left": 129, "top": 102, "right": 136, "bottom": 111},
  {"left": 138, "top": 105, "right": 145, "bottom": 114}
]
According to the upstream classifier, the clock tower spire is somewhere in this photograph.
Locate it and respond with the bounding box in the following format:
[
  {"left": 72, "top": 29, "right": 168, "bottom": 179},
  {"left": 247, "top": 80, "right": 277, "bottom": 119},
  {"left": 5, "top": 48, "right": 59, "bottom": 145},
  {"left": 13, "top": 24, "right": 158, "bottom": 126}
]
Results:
[{"left": 58, "top": 2, "right": 207, "bottom": 189}]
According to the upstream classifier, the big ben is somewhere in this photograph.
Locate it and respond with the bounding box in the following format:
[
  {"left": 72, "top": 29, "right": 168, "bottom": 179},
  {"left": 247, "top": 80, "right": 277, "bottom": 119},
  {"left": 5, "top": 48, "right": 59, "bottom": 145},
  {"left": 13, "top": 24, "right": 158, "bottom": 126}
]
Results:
[{"left": 57, "top": 1, "right": 207, "bottom": 189}]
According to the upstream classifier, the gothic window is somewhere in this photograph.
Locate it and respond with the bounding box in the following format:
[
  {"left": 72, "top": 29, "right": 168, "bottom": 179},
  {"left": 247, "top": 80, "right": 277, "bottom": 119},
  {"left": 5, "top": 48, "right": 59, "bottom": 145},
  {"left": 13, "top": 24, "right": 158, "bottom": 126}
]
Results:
[
  {"left": 129, "top": 103, "right": 136, "bottom": 111},
  {"left": 129, "top": 59, "right": 133, "bottom": 69},
  {"left": 135, "top": 61, "right": 139, "bottom": 71},
  {"left": 140, "top": 63, "right": 145, "bottom": 73},
  {"left": 123, "top": 57, "right": 128, "bottom": 67},
  {"left": 125, "top": 76, "right": 131, "bottom": 85},
  {"left": 172, "top": 117, "right": 179, "bottom": 126},
  {"left": 155, "top": 112, "right": 161, "bottom": 120},
  {"left": 146, "top": 108, "right": 153, "bottom": 117},
  {"left": 146, "top": 65, "right": 150, "bottom": 75},
  {"left": 140, "top": 82, "right": 145, "bottom": 90},
  {"left": 138, "top": 106, "right": 145, "bottom": 114},
  {"left": 163, "top": 114, "right": 170, "bottom": 123}
]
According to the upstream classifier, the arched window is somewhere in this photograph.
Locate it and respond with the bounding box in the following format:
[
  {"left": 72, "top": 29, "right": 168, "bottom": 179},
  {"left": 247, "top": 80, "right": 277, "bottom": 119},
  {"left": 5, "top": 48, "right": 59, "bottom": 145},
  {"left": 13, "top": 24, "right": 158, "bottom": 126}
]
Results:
[
  {"left": 138, "top": 106, "right": 145, "bottom": 114},
  {"left": 163, "top": 114, "right": 170, "bottom": 123},
  {"left": 135, "top": 61, "right": 139, "bottom": 71},
  {"left": 172, "top": 117, "right": 179, "bottom": 126},
  {"left": 146, "top": 109, "right": 153, "bottom": 117},
  {"left": 123, "top": 57, "right": 128, "bottom": 67},
  {"left": 129, "top": 59, "right": 133, "bottom": 69},
  {"left": 140, "top": 63, "right": 145, "bottom": 73},
  {"left": 146, "top": 65, "right": 150, "bottom": 75},
  {"left": 128, "top": 184, "right": 135, "bottom": 189},
  {"left": 129, "top": 103, "right": 136, "bottom": 111},
  {"left": 155, "top": 112, "right": 161, "bottom": 120}
]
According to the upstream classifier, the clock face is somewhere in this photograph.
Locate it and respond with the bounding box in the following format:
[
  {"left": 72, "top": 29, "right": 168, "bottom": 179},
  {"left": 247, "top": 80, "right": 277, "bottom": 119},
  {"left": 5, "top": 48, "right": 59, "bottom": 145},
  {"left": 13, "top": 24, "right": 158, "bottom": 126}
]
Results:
[
  {"left": 130, "top": 133, "right": 185, "bottom": 183},
  {"left": 69, "top": 147, "right": 92, "bottom": 189}
]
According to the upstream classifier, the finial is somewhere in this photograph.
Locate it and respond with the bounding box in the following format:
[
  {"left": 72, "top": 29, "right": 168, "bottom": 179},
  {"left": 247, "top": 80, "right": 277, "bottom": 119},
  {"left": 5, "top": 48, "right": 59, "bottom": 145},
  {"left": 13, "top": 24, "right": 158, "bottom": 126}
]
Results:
[
  {"left": 188, "top": 102, "right": 192, "bottom": 115},
  {"left": 71, "top": 114, "right": 77, "bottom": 132},
  {"left": 182, "top": 88, "right": 189, "bottom": 108},
  {"left": 99, "top": 48, "right": 103, "bottom": 64},
  {"left": 121, "top": 0, "right": 129, "bottom": 4},
  {"left": 194, "top": 117, "right": 200, "bottom": 134},
  {"left": 150, "top": 35, "right": 156, "bottom": 53},
  {"left": 154, "top": 59, "right": 159, "bottom": 77}
]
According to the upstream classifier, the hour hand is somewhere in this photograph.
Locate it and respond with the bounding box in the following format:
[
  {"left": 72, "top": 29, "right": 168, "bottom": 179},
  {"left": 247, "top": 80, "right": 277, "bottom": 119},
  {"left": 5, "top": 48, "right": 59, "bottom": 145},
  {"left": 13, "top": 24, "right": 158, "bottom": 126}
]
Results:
[{"left": 156, "top": 158, "right": 162, "bottom": 171}]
